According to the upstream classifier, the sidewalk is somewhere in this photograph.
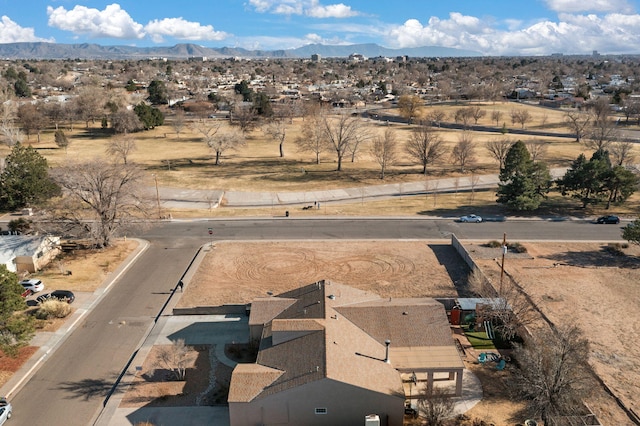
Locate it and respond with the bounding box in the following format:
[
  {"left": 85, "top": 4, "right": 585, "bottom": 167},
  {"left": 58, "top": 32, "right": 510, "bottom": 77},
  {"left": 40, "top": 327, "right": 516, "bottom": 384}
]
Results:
[{"left": 156, "top": 168, "right": 569, "bottom": 210}]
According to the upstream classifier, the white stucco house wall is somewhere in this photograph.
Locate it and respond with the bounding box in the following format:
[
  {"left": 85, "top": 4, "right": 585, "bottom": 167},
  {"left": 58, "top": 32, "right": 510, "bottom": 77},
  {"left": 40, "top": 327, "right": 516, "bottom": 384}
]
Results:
[{"left": 0, "top": 235, "right": 60, "bottom": 273}]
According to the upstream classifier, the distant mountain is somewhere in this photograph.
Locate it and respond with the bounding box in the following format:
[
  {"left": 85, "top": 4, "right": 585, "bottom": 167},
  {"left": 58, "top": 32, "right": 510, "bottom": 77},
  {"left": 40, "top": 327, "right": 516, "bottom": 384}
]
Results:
[{"left": 0, "top": 42, "right": 481, "bottom": 60}]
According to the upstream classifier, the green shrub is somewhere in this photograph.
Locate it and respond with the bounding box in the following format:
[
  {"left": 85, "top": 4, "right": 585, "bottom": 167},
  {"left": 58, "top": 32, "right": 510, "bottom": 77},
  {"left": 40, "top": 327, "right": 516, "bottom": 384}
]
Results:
[
  {"left": 486, "top": 240, "right": 502, "bottom": 248},
  {"left": 36, "top": 299, "right": 72, "bottom": 319}
]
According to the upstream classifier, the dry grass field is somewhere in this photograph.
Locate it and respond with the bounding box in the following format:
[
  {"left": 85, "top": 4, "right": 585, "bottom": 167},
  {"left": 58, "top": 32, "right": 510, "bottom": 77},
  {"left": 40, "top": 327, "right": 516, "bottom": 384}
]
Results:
[{"left": 2, "top": 101, "right": 630, "bottom": 196}]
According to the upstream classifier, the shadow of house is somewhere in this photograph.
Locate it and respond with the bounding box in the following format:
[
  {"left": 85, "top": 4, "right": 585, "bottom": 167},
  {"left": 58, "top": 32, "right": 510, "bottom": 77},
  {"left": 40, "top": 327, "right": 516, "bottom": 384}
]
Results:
[{"left": 0, "top": 235, "right": 60, "bottom": 273}]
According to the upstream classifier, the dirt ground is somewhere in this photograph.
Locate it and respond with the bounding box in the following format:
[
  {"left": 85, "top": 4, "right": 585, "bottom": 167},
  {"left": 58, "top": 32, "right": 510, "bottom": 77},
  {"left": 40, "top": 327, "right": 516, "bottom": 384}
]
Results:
[
  {"left": 472, "top": 241, "right": 640, "bottom": 426},
  {"left": 179, "top": 240, "right": 468, "bottom": 307}
]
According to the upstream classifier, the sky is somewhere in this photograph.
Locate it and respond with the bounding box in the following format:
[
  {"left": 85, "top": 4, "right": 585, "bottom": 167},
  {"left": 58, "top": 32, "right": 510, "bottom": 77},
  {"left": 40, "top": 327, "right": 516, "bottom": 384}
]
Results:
[{"left": 1, "top": 0, "right": 640, "bottom": 56}]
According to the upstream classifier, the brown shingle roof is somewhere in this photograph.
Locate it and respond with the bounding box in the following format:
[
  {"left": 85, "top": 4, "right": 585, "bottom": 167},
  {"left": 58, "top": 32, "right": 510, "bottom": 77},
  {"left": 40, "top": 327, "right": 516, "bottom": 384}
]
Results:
[
  {"left": 335, "top": 298, "right": 454, "bottom": 347},
  {"left": 233, "top": 281, "right": 461, "bottom": 402},
  {"left": 228, "top": 363, "right": 284, "bottom": 402}
]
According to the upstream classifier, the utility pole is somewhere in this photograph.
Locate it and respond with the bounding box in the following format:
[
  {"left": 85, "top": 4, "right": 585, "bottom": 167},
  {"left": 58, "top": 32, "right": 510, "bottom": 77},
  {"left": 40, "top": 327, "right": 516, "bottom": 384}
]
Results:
[
  {"left": 499, "top": 232, "right": 507, "bottom": 295},
  {"left": 154, "top": 174, "right": 161, "bottom": 219}
]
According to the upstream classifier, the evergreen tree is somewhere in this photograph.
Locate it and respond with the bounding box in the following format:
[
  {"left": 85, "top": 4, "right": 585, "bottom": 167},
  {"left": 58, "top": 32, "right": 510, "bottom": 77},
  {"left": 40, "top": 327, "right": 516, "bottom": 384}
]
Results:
[
  {"left": 147, "top": 80, "right": 168, "bottom": 104},
  {"left": 557, "top": 149, "right": 636, "bottom": 208},
  {"left": 234, "top": 80, "right": 254, "bottom": 102},
  {"left": 623, "top": 218, "right": 640, "bottom": 244},
  {"left": 0, "top": 265, "right": 35, "bottom": 356},
  {"left": 497, "top": 140, "right": 551, "bottom": 210},
  {"left": 252, "top": 92, "right": 272, "bottom": 116},
  {"left": 54, "top": 129, "right": 70, "bottom": 152},
  {"left": 134, "top": 103, "right": 164, "bottom": 130},
  {"left": 0, "top": 142, "right": 61, "bottom": 211}
]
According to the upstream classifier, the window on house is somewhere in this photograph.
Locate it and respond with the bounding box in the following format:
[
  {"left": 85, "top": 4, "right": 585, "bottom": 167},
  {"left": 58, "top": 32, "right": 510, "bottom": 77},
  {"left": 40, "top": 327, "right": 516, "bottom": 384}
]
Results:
[{"left": 315, "top": 408, "right": 327, "bottom": 415}]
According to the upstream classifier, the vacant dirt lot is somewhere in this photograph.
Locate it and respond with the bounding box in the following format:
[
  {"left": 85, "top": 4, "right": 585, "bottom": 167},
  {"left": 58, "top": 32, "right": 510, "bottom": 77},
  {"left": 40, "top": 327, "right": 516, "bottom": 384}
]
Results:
[
  {"left": 180, "top": 240, "right": 469, "bottom": 307},
  {"left": 175, "top": 240, "right": 640, "bottom": 425}
]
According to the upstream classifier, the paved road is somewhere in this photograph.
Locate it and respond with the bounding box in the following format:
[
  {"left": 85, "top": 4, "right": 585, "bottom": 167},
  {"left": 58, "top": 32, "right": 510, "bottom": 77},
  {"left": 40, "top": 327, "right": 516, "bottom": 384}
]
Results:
[{"left": 6, "top": 217, "right": 627, "bottom": 426}]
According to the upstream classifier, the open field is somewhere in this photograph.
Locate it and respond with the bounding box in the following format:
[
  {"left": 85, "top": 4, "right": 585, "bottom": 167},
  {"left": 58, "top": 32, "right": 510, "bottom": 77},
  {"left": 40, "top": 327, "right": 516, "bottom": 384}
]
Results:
[
  {"left": 176, "top": 240, "right": 640, "bottom": 425},
  {"left": 3, "top": 101, "right": 636, "bottom": 197}
]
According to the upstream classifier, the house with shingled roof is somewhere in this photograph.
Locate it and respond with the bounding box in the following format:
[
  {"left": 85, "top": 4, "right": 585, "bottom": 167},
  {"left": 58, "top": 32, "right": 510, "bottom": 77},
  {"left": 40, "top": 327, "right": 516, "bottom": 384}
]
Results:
[{"left": 228, "top": 280, "right": 465, "bottom": 426}]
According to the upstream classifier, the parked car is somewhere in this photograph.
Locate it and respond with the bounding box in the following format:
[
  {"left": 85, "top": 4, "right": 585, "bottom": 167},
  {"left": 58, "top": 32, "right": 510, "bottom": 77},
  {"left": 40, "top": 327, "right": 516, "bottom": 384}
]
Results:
[
  {"left": 596, "top": 215, "right": 620, "bottom": 224},
  {"left": 459, "top": 214, "right": 483, "bottom": 223},
  {"left": 36, "top": 290, "right": 75, "bottom": 304},
  {"left": 20, "top": 279, "right": 44, "bottom": 293},
  {"left": 0, "top": 397, "right": 12, "bottom": 425}
]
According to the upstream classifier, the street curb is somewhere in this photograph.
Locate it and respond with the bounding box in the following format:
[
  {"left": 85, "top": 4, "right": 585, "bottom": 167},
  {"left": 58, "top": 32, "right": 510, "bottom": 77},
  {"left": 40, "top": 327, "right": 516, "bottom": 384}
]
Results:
[{"left": 93, "top": 242, "right": 211, "bottom": 426}]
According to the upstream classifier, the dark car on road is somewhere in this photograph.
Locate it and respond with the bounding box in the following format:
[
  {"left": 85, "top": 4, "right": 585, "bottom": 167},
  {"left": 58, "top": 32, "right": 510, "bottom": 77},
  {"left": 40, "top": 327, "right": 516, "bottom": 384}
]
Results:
[
  {"left": 36, "top": 290, "right": 75, "bottom": 304},
  {"left": 596, "top": 215, "right": 620, "bottom": 224}
]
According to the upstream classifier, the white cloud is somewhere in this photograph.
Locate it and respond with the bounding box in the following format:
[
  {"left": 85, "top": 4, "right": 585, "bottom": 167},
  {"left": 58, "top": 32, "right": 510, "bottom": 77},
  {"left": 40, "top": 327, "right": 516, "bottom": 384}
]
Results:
[
  {"left": 47, "top": 4, "right": 145, "bottom": 39},
  {"left": 248, "top": 0, "right": 358, "bottom": 18},
  {"left": 0, "top": 16, "right": 54, "bottom": 43},
  {"left": 145, "top": 18, "right": 228, "bottom": 43},
  {"left": 386, "top": 10, "right": 640, "bottom": 55},
  {"left": 544, "top": 0, "right": 634, "bottom": 13}
]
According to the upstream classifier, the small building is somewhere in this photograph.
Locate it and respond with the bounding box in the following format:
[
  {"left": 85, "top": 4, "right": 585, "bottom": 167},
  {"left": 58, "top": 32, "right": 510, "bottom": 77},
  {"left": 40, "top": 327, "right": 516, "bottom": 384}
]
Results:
[
  {"left": 230, "top": 280, "right": 465, "bottom": 426},
  {"left": 0, "top": 235, "right": 60, "bottom": 273}
]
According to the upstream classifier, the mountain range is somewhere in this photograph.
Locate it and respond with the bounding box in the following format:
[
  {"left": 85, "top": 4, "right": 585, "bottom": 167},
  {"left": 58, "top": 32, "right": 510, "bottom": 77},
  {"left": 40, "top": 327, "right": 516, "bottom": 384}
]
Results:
[{"left": 0, "top": 42, "right": 482, "bottom": 60}]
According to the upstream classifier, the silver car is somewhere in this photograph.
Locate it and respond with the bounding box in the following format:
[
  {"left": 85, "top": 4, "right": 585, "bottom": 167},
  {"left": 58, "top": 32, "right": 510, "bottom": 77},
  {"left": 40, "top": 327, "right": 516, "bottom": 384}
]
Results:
[
  {"left": 459, "top": 214, "right": 483, "bottom": 223},
  {"left": 0, "top": 397, "right": 12, "bottom": 425}
]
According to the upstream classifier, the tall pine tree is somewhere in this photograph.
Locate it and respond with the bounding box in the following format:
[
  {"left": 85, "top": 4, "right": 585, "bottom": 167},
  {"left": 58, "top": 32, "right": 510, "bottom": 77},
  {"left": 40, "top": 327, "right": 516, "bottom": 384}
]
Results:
[
  {"left": 497, "top": 140, "right": 551, "bottom": 210},
  {"left": 0, "top": 142, "right": 60, "bottom": 211}
]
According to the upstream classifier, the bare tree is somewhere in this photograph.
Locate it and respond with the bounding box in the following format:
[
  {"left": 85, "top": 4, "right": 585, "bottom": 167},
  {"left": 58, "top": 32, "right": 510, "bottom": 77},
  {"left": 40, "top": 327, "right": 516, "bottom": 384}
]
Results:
[
  {"left": 111, "top": 109, "right": 142, "bottom": 134},
  {"left": 232, "top": 102, "right": 257, "bottom": 134},
  {"left": 469, "top": 105, "right": 486, "bottom": 124},
  {"left": 48, "top": 160, "right": 149, "bottom": 248},
  {"left": 454, "top": 107, "right": 473, "bottom": 129},
  {"left": 585, "top": 115, "right": 619, "bottom": 151},
  {"left": 397, "top": 94, "right": 423, "bottom": 124},
  {"left": 262, "top": 118, "right": 287, "bottom": 158},
  {"left": 485, "top": 137, "right": 513, "bottom": 169},
  {"left": 208, "top": 131, "right": 246, "bottom": 165},
  {"left": 406, "top": 122, "right": 446, "bottom": 174},
  {"left": 0, "top": 95, "right": 23, "bottom": 147},
  {"left": 322, "top": 112, "right": 367, "bottom": 171},
  {"left": 451, "top": 132, "right": 476, "bottom": 173},
  {"left": 510, "top": 109, "right": 532, "bottom": 129},
  {"left": 106, "top": 135, "right": 137, "bottom": 165},
  {"left": 564, "top": 110, "right": 591, "bottom": 144},
  {"left": 155, "top": 338, "right": 191, "bottom": 381},
  {"left": 491, "top": 110, "right": 503, "bottom": 127},
  {"left": 172, "top": 109, "right": 186, "bottom": 139},
  {"left": 510, "top": 324, "right": 593, "bottom": 424},
  {"left": 295, "top": 111, "right": 327, "bottom": 164},
  {"left": 370, "top": 128, "right": 398, "bottom": 179},
  {"left": 71, "top": 86, "right": 106, "bottom": 128},
  {"left": 525, "top": 139, "right": 549, "bottom": 162},
  {"left": 609, "top": 141, "right": 635, "bottom": 166},
  {"left": 409, "top": 386, "right": 455, "bottom": 426},
  {"left": 17, "top": 103, "right": 47, "bottom": 142},
  {"left": 425, "top": 109, "right": 446, "bottom": 127}
]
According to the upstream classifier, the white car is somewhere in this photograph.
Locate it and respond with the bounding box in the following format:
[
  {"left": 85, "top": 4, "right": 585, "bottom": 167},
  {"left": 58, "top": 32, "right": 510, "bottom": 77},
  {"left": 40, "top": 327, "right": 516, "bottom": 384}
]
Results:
[
  {"left": 20, "top": 279, "right": 44, "bottom": 293},
  {"left": 0, "top": 398, "right": 11, "bottom": 425},
  {"left": 459, "top": 214, "right": 483, "bottom": 223}
]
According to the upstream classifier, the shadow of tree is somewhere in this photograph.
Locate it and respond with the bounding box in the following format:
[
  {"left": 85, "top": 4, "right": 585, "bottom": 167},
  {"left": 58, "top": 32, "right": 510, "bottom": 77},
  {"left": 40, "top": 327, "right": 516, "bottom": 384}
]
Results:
[
  {"left": 57, "top": 377, "right": 121, "bottom": 401},
  {"left": 540, "top": 246, "right": 640, "bottom": 269}
]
